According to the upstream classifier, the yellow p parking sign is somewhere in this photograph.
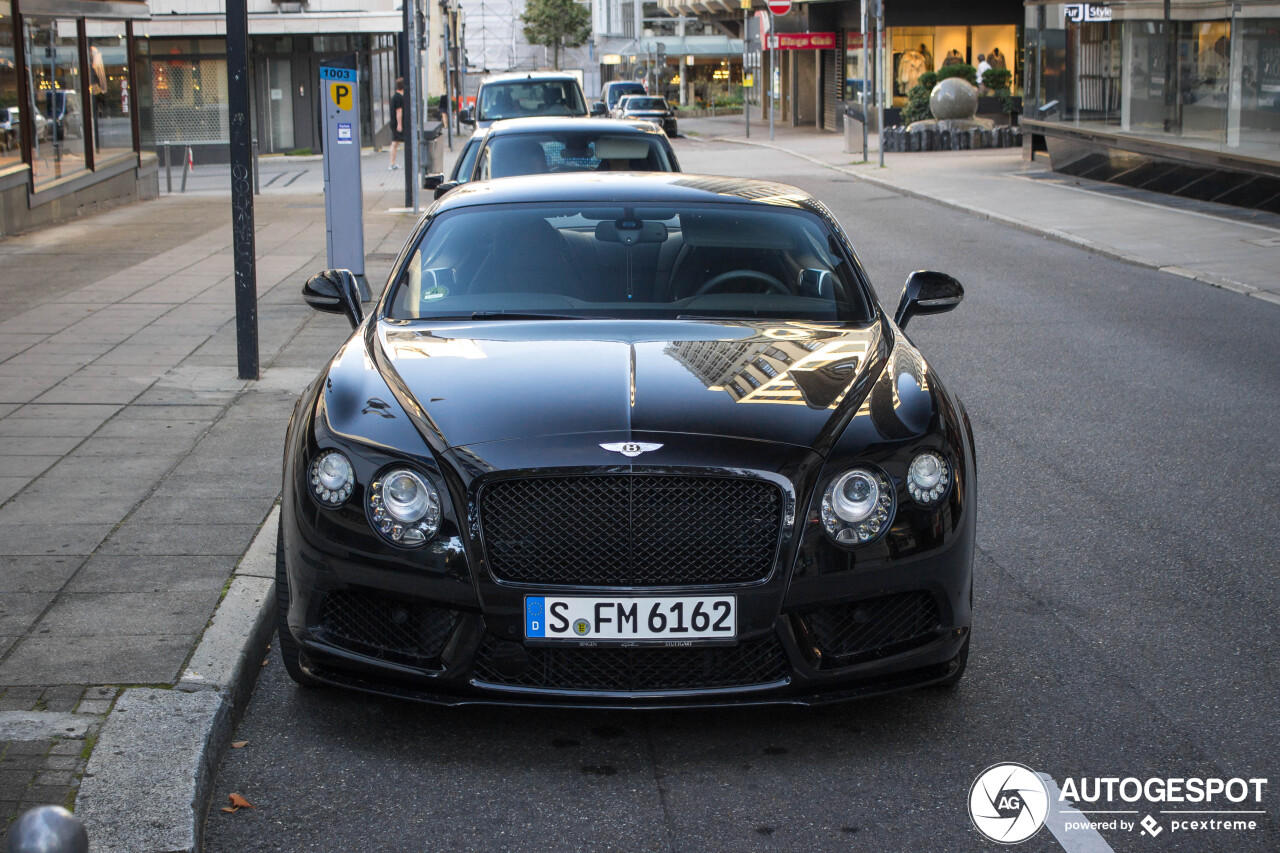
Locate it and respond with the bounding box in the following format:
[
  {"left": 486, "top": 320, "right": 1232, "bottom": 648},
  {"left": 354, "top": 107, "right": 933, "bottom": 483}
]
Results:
[{"left": 329, "top": 82, "right": 353, "bottom": 111}]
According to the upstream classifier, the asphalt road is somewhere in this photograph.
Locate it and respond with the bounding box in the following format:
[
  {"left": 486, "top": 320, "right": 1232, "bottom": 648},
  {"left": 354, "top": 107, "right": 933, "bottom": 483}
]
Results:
[{"left": 202, "top": 139, "right": 1280, "bottom": 852}]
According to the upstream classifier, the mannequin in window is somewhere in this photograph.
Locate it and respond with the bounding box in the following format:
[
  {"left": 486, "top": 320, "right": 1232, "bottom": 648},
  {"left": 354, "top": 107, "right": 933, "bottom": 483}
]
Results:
[
  {"left": 898, "top": 49, "right": 929, "bottom": 93},
  {"left": 989, "top": 47, "right": 1007, "bottom": 71},
  {"left": 942, "top": 49, "right": 964, "bottom": 68}
]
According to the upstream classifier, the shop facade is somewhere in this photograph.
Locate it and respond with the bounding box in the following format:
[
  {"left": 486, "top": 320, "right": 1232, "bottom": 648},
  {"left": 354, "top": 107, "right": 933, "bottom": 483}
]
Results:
[
  {"left": 140, "top": 0, "right": 403, "bottom": 160},
  {"left": 1023, "top": 1, "right": 1280, "bottom": 210},
  {"left": 653, "top": 0, "right": 1023, "bottom": 132},
  {"left": 1, "top": 0, "right": 156, "bottom": 236}
]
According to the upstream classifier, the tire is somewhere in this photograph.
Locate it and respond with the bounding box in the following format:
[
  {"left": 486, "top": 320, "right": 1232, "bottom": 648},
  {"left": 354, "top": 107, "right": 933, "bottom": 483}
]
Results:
[{"left": 276, "top": 518, "right": 324, "bottom": 688}]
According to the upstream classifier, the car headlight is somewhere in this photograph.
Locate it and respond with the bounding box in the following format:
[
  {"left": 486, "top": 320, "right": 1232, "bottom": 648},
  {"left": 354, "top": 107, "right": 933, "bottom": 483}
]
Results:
[
  {"left": 309, "top": 450, "right": 354, "bottom": 507},
  {"left": 368, "top": 467, "right": 441, "bottom": 547},
  {"left": 821, "top": 467, "right": 894, "bottom": 544},
  {"left": 907, "top": 451, "right": 951, "bottom": 505}
]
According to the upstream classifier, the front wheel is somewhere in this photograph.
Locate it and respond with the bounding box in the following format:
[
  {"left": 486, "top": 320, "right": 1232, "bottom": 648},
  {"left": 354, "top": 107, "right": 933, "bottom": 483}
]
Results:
[{"left": 276, "top": 518, "right": 324, "bottom": 688}]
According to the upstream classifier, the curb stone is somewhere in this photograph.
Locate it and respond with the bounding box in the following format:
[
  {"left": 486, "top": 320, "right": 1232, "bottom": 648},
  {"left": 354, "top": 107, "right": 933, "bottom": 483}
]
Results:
[
  {"left": 75, "top": 506, "right": 281, "bottom": 853},
  {"left": 697, "top": 133, "right": 1277, "bottom": 306}
]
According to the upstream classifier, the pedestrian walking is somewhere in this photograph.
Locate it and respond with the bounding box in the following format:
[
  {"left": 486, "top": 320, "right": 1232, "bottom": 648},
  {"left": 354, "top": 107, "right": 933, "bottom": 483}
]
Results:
[
  {"left": 389, "top": 78, "right": 404, "bottom": 171},
  {"left": 976, "top": 54, "right": 992, "bottom": 90}
]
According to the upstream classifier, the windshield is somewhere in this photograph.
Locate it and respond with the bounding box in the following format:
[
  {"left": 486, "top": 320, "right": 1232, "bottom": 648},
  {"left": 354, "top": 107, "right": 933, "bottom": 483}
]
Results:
[
  {"left": 451, "top": 138, "right": 481, "bottom": 182},
  {"left": 388, "top": 202, "right": 873, "bottom": 323},
  {"left": 477, "top": 80, "right": 587, "bottom": 121},
  {"left": 606, "top": 83, "right": 645, "bottom": 107},
  {"left": 480, "top": 133, "right": 674, "bottom": 178},
  {"left": 626, "top": 97, "right": 667, "bottom": 111}
]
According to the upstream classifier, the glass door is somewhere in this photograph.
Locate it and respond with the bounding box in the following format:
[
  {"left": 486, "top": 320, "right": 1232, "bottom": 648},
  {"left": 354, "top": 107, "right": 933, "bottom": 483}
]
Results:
[{"left": 264, "top": 57, "right": 294, "bottom": 152}]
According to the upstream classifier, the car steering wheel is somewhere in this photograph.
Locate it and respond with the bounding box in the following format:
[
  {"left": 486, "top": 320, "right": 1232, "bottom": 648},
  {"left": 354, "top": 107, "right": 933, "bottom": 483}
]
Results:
[{"left": 694, "top": 269, "right": 789, "bottom": 297}]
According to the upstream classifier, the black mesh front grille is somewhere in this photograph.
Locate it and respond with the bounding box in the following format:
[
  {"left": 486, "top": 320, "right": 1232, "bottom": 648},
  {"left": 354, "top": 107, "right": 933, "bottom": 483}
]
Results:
[
  {"left": 316, "top": 589, "right": 459, "bottom": 669},
  {"left": 479, "top": 475, "right": 784, "bottom": 586},
  {"left": 472, "top": 636, "right": 790, "bottom": 692},
  {"left": 800, "top": 592, "right": 942, "bottom": 666}
]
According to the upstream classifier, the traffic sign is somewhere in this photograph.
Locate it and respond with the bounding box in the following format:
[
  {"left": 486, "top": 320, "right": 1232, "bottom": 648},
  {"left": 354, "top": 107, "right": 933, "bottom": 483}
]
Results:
[{"left": 766, "top": 0, "right": 791, "bottom": 15}]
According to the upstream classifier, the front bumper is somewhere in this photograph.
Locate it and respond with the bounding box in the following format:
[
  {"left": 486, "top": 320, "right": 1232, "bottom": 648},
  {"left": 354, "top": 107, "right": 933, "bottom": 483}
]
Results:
[{"left": 281, "top": 506, "right": 973, "bottom": 708}]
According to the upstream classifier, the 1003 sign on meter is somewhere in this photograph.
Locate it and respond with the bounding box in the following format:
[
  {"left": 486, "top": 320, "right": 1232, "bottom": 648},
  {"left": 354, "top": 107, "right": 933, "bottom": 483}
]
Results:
[{"left": 526, "top": 596, "right": 736, "bottom": 642}]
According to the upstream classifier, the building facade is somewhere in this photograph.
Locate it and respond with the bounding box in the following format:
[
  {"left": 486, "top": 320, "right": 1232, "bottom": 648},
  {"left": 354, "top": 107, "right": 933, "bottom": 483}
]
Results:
[
  {"left": 139, "top": 0, "right": 403, "bottom": 158},
  {"left": 647, "top": 0, "right": 1024, "bottom": 131},
  {"left": 1, "top": 0, "right": 157, "bottom": 235},
  {"left": 1023, "top": 0, "right": 1280, "bottom": 211}
]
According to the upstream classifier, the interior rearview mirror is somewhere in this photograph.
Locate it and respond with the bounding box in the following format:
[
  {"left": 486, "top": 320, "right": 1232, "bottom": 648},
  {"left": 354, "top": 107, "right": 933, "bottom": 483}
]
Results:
[
  {"left": 303, "top": 269, "right": 364, "bottom": 329},
  {"left": 894, "top": 270, "right": 963, "bottom": 329}
]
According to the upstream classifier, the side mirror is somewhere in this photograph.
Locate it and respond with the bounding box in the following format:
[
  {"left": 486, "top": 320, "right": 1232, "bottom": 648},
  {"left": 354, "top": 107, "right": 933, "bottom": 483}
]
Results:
[
  {"left": 423, "top": 172, "right": 444, "bottom": 190},
  {"left": 457, "top": 107, "right": 473, "bottom": 125},
  {"left": 590, "top": 101, "right": 608, "bottom": 117},
  {"left": 894, "top": 270, "right": 963, "bottom": 329},
  {"left": 433, "top": 181, "right": 459, "bottom": 199},
  {"left": 303, "top": 269, "right": 364, "bottom": 329}
]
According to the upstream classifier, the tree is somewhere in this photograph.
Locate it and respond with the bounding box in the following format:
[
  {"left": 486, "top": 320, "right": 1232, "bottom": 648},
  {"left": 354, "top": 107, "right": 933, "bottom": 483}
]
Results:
[{"left": 521, "top": 0, "right": 591, "bottom": 71}]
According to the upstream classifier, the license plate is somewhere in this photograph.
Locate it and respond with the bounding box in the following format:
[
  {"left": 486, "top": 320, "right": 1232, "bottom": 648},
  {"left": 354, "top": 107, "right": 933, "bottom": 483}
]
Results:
[{"left": 525, "top": 595, "right": 736, "bottom": 642}]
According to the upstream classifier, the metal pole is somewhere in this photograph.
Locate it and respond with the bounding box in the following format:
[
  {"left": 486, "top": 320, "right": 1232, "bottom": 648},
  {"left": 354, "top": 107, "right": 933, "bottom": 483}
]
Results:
[
  {"left": 441, "top": 0, "right": 453, "bottom": 150},
  {"left": 403, "top": 0, "right": 416, "bottom": 210},
  {"left": 768, "top": 10, "right": 774, "bottom": 140},
  {"left": 180, "top": 146, "right": 191, "bottom": 192},
  {"left": 875, "top": 0, "right": 884, "bottom": 168},
  {"left": 164, "top": 142, "right": 171, "bottom": 193},
  {"left": 226, "top": 0, "right": 259, "bottom": 380},
  {"left": 743, "top": 5, "right": 749, "bottom": 138},
  {"left": 860, "top": 0, "right": 867, "bottom": 159},
  {"left": 252, "top": 137, "right": 260, "bottom": 194}
]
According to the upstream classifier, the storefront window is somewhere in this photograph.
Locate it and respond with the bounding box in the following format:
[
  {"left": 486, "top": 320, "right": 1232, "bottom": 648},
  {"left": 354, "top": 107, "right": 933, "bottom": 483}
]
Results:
[
  {"left": 1027, "top": 3, "right": 1277, "bottom": 163},
  {"left": 1237, "top": 18, "right": 1280, "bottom": 158},
  {"left": 1, "top": 6, "right": 21, "bottom": 172},
  {"left": 86, "top": 20, "right": 132, "bottom": 162},
  {"left": 25, "top": 16, "right": 86, "bottom": 187},
  {"left": 134, "top": 33, "right": 153, "bottom": 147},
  {"left": 149, "top": 38, "right": 228, "bottom": 146}
]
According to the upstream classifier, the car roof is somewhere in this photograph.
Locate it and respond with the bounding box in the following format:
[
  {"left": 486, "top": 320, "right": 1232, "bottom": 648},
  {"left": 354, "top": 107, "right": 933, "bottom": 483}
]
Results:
[
  {"left": 432, "top": 173, "right": 817, "bottom": 213},
  {"left": 483, "top": 117, "right": 667, "bottom": 136},
  {"left": 481, "top": 71, "right": 581, "bottom": 85}
]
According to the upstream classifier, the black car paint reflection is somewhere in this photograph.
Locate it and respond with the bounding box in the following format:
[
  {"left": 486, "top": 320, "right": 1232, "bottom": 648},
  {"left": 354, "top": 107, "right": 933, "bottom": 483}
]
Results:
[{"left": 279, "top": 173, "right": 975, "bottom": 707}]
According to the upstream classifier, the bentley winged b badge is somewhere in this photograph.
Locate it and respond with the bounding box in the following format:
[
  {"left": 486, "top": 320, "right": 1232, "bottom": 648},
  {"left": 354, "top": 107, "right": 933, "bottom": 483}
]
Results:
[{"left": 600, "top": 442, "right": 664, "bottom": 458}]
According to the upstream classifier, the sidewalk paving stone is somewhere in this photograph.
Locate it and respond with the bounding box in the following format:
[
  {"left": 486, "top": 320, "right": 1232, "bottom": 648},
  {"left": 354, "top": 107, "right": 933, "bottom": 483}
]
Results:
[{"left": 0, "top": 172, "right": 419, "bottom": 837}]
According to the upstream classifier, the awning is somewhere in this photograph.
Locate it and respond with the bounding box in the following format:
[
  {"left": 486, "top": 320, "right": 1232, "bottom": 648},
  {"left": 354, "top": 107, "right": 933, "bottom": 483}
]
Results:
[
  {"left": 17, "top": 0, "right": 149, "bottom": 19},
  {"left": 615, "top": 35, "right": 744, "bottom": 59}
]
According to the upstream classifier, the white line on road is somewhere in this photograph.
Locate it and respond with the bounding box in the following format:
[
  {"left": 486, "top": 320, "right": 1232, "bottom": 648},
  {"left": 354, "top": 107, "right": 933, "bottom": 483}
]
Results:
[{"left": 1040, "top": 773, "right": 1118, "bottom": 853}]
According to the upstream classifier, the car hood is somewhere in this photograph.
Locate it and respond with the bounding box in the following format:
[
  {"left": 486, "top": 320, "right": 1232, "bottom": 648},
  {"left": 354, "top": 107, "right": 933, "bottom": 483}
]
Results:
[{"left": 373, "top": 319, "right": 887, "bottom": 452}]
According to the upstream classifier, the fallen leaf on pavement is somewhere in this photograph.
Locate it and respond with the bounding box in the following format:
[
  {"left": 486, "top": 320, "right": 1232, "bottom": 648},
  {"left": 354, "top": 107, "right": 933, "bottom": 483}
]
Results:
[
  {"left": 231, "top": 741, "right": 248, "bottom": 749},
  {"left": 220, "top": 807, "right": 237, "bottom": 814},
  {"left": 228, "top": 793, "right": 256, "bottom": 810}
]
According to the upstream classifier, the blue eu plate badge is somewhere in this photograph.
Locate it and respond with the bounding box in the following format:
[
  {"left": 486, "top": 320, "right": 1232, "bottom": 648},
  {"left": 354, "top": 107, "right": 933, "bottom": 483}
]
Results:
[{"left": 525, "top": 597, "right": 546, "bottom": 637}]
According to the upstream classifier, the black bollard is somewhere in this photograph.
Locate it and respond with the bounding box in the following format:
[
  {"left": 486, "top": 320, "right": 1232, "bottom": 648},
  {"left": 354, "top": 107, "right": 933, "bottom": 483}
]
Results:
[{"left": 5, "top": 806, "right": 88, "bottom": 853}]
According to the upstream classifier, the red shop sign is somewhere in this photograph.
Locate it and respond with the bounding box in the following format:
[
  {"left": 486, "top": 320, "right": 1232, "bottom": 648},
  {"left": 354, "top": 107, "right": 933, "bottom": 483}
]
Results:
[{"left": 766, "top": 32, "right": 837, "bottom": 50}]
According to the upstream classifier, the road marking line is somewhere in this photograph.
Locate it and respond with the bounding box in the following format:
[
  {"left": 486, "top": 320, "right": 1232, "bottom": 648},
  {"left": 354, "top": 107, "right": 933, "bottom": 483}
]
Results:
[{"left": 1040, "top": 773, "right": 1118, "bottom": 853}]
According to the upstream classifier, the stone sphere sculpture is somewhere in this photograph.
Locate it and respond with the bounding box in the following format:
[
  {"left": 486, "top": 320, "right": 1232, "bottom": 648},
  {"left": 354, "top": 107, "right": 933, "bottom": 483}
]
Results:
[{"left": 929, "top": 78, "right": 979, "bottom": 121}]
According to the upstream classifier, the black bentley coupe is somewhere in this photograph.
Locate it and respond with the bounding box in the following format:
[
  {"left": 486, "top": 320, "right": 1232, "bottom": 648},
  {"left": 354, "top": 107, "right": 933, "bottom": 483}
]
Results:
[{"left": 280, "top": 173, "right": 976, "bottom": 707}]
